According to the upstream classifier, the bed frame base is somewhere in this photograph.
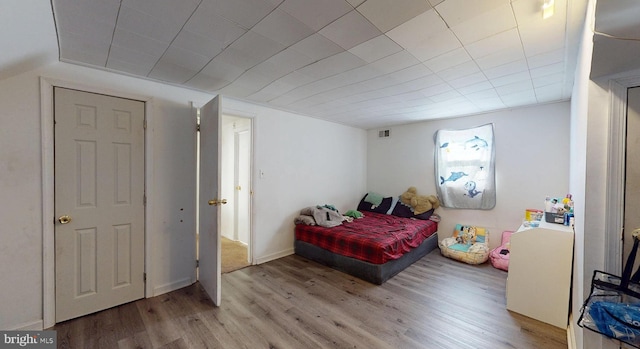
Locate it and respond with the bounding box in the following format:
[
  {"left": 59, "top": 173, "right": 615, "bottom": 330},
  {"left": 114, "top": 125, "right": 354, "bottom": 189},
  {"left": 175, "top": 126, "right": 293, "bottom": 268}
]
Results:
[{"left": 294, "top": 233, "right": 438, "bottom": 285}]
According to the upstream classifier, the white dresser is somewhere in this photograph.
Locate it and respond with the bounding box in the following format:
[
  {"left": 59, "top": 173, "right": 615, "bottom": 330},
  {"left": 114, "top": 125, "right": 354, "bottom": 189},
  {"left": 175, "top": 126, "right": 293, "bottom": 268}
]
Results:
[{"left": 506, "top": 220, "right": 574, "bottom": 328}]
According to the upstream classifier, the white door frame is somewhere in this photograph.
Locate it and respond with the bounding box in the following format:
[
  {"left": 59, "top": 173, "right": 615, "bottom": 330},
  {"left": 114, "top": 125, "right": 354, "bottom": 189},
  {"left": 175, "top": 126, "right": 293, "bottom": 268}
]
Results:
[
  {"left": 40, "top": 77, "right": 154, "bottom": 329},
  {"left": 221, "top": 110, "right": 256, "bottom": 265},
  {"left": 605, "top": 74, "right": 640, "bottom": 274}
]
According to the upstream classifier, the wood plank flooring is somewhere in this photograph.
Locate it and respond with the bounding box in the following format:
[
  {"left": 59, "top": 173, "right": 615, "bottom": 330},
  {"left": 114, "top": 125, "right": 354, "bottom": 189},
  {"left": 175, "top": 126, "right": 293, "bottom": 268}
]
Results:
[{"left": 53, "top": 250, "right": 567, "bottom": 349}]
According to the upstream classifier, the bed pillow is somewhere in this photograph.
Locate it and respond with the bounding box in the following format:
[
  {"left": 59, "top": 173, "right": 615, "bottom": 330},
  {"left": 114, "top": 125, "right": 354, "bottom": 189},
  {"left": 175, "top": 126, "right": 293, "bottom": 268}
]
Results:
[
  {"left": 357, "top": 193, "right": 393, "bottom": 214},
  {"left": 391, "top": 199, "right": 434, "bottom": 220}
]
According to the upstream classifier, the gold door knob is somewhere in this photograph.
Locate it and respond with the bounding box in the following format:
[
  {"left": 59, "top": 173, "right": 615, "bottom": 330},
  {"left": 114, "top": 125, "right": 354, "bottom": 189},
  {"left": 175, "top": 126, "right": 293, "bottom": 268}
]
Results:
[
  {"left": 220, "top": 199, "right": 228, "bottom": 205},
  {"left": 208, "top": 199, "right": 217, "bottom": 206},
  {"left": 58, "top": 215, "right": 72, "bottom": 224},
  {"left": 235, "top": 186, "right": 241, "bottom": 191}
]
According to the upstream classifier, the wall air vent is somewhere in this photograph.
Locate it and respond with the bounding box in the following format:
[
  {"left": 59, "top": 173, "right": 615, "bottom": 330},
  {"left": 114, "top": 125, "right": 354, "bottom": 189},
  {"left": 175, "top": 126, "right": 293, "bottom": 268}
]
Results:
[{"left": 378, "top": 129, "right": 391, "bottom": 138}]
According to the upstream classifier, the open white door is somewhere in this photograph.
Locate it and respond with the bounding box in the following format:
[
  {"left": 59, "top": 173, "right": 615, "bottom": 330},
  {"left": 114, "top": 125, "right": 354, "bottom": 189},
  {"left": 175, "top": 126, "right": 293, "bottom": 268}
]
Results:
[{"left": 199, "top": 95, "right": 224, "bottom": 305}]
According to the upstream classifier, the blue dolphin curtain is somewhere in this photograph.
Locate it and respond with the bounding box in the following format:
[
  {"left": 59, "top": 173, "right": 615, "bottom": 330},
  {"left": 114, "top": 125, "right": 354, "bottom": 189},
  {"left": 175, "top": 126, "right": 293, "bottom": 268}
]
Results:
[{"left": 434, "top": 123, "right": 496, "bottom": 209}]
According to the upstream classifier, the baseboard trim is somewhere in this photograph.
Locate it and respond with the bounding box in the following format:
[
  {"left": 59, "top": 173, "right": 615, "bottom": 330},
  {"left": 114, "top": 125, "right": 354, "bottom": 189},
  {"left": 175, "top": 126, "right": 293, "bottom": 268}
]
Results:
[
  {"left": 255, "top": 248, "right": 294, "bottom": 265},
  {"left": 567, "top": 314, "right": 577, "bottom": 349},
  {"left": 10, "top": 319, "right": 44, "bottom": 331},
  {"left": 152, "top": 277, "right": 195, "bottom": 297}
]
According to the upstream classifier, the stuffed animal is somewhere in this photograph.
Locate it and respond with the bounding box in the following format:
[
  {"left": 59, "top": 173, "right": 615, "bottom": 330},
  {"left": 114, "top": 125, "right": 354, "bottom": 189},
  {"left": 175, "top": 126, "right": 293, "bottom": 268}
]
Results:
[{"left": 400, "top": 187, "right": 440, "bottom": 215}]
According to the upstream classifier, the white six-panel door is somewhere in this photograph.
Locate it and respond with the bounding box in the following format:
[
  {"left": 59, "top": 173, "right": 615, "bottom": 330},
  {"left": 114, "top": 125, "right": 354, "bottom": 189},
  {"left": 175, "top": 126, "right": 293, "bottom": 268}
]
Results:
[
  {"left": 199, "top": 95, "right": 223, "bottom": 305},
  {"left": 54, "top": 87, "right": 145, "bottom": 322}
]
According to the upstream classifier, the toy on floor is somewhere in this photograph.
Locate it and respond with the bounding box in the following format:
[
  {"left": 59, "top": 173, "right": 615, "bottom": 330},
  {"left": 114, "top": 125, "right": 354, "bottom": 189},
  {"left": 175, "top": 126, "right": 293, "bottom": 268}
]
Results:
[
  {"left": 489, "top": 230, "right": 514, "bottom": 271},
  {"left": 439, "top": 224, "right": 490, "bottom": 264}
]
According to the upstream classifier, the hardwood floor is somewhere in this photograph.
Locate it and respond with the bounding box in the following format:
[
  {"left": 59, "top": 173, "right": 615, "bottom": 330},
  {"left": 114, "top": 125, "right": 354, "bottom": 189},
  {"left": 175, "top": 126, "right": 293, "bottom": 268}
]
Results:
[{"left": 54, "top": 250, "right": 567, "bottom": 349}]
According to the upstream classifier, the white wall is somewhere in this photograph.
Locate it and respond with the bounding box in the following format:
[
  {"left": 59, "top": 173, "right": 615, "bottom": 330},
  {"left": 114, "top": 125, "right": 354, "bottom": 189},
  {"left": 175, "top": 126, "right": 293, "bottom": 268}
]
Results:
[
  {"left": 367, "top": 102, "right": 571, "bottom": 249},
  {"left": 0, "top": 60, "right": 368, "bottom": 330},
  {"left": 222, "top": 98, "right": 368, "bottom": 263}
]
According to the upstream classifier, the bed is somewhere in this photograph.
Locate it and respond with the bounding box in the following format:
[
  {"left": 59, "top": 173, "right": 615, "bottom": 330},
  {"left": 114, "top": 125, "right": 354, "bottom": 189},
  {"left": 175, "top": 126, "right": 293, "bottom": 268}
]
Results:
[{"left": 294, "top": 198, "right": 438, "bottom": 284}]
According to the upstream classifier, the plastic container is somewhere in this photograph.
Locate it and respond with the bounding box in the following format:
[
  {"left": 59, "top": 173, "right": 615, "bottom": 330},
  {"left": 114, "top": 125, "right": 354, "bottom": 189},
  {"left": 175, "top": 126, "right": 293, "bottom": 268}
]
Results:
[{"left": 545, "top": 212, "right": 565, "bottom": 224}]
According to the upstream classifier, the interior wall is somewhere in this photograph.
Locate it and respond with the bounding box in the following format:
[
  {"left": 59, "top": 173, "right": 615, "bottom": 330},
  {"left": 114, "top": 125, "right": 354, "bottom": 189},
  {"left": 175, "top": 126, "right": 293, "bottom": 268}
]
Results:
[
  {"left": 223, "top": 98, "right": 368, "bottom": 263},
  {"left": 0, "top": 61, "right": 205, "bottom": 330},
  {"left": 0, "top": 60, "right": 368, "bottom": 330},
  {"left": 367, "top": 102, "right": 571, "bottom": 250}
]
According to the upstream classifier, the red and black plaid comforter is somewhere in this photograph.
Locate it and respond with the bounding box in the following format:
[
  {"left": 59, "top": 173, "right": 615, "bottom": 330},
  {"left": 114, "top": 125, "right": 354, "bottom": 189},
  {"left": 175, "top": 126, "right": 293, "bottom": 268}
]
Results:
[{"left": 294, "top": 212, "right": 438, "bottom": 264}]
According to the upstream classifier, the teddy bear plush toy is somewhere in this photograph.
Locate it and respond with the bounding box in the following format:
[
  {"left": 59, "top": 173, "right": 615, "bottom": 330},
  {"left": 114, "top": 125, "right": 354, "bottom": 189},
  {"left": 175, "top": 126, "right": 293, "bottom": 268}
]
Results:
[{"left": 400, "top": 187, "right": 440, "bottom": 215}]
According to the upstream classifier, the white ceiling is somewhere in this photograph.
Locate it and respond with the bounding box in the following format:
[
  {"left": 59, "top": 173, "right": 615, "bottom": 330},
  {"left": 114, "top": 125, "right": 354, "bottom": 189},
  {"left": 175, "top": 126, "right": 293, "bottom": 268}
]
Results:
[{"left": 51, "top": 0, "right": 588, "bottom": 129}]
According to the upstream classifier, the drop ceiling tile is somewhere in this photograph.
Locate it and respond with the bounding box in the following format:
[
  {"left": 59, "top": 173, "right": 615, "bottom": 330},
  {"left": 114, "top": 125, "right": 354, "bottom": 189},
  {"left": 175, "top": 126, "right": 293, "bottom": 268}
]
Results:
[
  {"left": 215, "top": 31, "right": 286, "bottom": 70},
  {"left": 290, "top": 34, "right": 344, "bottom": 61},
  {"left": 423, "top": 48, "right": 471, "bottom": 73},
  {"left": 456, "top": 81, "right": 494, "bottom": 94},
  {"left": 356, "top": 0, "right": 431, "bottom": 32},
  {"left": 532, "top": 72, "right": 564, "bottom": 88},
  {"left": 483, "top": 59, "right": 528, "bottom": 79},
  {"left": 117, "top": 4, "right": 181, "bottom": 43},
  {"left": 527, "top": 48, "right": 564, "bottom": 69},
  {"left": 159, "top": 45, "right": 210, "bottom": 71},
  {"left": 319, "top": 10, "right": 382, "bottom": 50},
  {"left": 500, "top": 90, "right": 537, "bottom": 106},
  {"left": 276, "top": 71, "right": 318, "bottom": 88},
  {"left": 248, "top": 80, "right": 298, "bottom": 102},
  {"left": 495, "top": 80, "right": 534, "bottom": 96},
  {"left": 184, "top": 73, "right": 231, "bottom": 91},
  {"left": 347, "top": 0, "right": 365, "bottom": 7},
  {"left": 428, "top": 0, "right": 445, "bottom": 6},
  {"left": 450, "top": 4, "right": 516, "bottom": 45},
  {"left": 465, "top": 28, "right": 522, "bottom": 59},
  {"left": 107, "top": 43, "right": 159, "bottom": 70},
  {"left": 148, "top": 60, "right": 198, "bottom": 83},
  {"left": 256, "top": 48, "right": 316, "bottom": 78},
  {"left": 319, "top": 65, "right": 382, "bottom": 88},
  {"left": 420, "top": 83, "right": 454, "bottom": 97},
  {"left": 473, "top": 46, "right": 525, "bottom": 70},
  {"left": 55, "top": 11, "right": 115, "bottom": 45},
  {"left": 58, "top": 30, "right": 110, "bottom": 65},
  {"left": 447, "top": 72, "right": 488, "bottom": 89},
  {"left": 53, "top": 0, "right": 120, "bottom": 24},
  {"left": 386, "top": 9, "right": 446, "bottom": 49},
  {"left": 490, "top": 71, "right": 531, "bottom": 87},
  {"left": 297, "top": 51, "right": 366, "bottom": 80},
  {"left": 59, "top": 45, "right": 108, "bottom": 67},
  {"left": 535, "top": 83, "right": 564, "bottom": 102},
  {"left": 122, "top": 0, "right": 199, "bottom": 25},
  {"left": 386, "top": 64, "right": 433, "bottom": 84},
  {"left": 529, "top": 62, "right": 564, "bottom": 78},
  {"left": 369, "top": 50, "right": 421, "bottom": 74},
  {"left": 203, "top": 0, "right": 280, "bottom": 29},
  {"left": 218, "top": 83, "right": 261, "bottom": 98},
  {"left": 436, "top": 60, "right": 480, "bottom": 81},
  {"left": 280, "top": 0, "right": 352, "bottom": 31},
  {"left": 435, "top": 0, "right": 506, "bottom": 27},
  {"left": 518, "top": 16, "right": 566, "bottom": 57},
  {"left": 231, "top": 69, "right": 278, "bottom": 90},
  {"left": 106, "top": 57, "right": 154, "bottom": 76},
  {"left": 112, "top": 27, "right": 168, "bottom": 58},
  {"left": 170, "top": 30, "right": 226, "bottom": 59},
  {"left": 405, "top": 30, "right": 462, "bottom": 62},
  {"left": 252, "top": 8, "right": 314, "bottom": 47},
  {"left": 349, "top": 35, "right": 403, "bottom": 63},
  {"left": 199, "top": 58, "right": 246, "bottom": 82},
  {"left": 182, "top": 6, "right": 247, "bottom": 46},
  {"left": 465, "top": 88, "right": 500, "bottom": 101}
]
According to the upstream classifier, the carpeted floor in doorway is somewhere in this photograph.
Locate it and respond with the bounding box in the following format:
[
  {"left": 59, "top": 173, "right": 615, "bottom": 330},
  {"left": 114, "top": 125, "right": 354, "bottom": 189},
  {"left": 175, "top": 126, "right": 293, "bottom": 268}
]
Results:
[{"left": 221, "top": 237, "right": 249, "bottom": 273}]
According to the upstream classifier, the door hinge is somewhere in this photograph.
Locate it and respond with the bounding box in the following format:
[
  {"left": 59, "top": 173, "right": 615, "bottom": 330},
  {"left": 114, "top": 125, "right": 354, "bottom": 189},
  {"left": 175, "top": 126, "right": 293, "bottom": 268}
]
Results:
[
  {"left": 143, "top": 119, "right": 147, "bottom": 130},
  {"left": 196, "top": 260, "right": 199, "bottom": 268},
  {"left": 143, "top": 194, "right": 146, "bottom": 206},
  {"left": 196, "top": 124, "right": 201, "bottom": 132},
  {"left": 143, "top": 272, "right": 147, "bottom": 283}
]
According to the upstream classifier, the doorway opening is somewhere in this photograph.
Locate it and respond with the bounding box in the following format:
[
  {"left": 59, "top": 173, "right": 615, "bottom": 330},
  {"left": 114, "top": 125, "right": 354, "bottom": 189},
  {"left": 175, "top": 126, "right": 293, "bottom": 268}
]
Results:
[{"left": 220, "top": 115, "right": 252, "bottom": 273}]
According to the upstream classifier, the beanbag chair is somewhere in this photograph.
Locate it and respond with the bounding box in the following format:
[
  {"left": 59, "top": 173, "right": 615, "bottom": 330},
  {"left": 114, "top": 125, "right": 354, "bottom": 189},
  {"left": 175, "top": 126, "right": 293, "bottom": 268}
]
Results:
[
  {"left": 439, "top": 224, "right": 489, "bottom": 265},
  {"left": 489, "top": 231, "right": 514, "bottom": 271}
]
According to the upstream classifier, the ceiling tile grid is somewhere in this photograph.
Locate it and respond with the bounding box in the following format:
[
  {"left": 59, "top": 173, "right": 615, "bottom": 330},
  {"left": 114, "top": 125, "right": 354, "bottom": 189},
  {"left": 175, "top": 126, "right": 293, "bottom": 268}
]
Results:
[{"left": 53, "top": 0, "right": 585, "bottom": 129}]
